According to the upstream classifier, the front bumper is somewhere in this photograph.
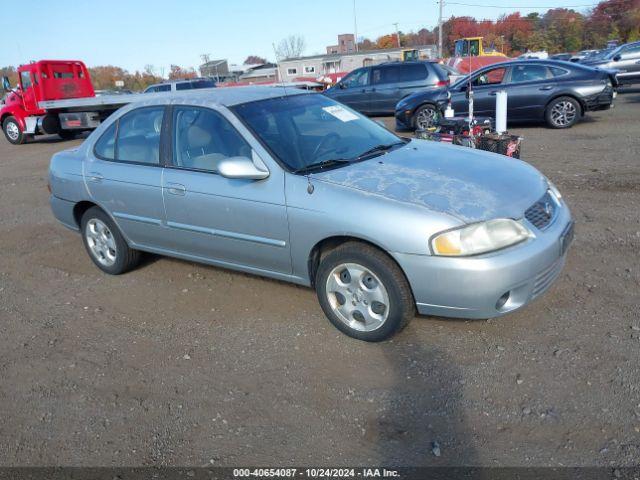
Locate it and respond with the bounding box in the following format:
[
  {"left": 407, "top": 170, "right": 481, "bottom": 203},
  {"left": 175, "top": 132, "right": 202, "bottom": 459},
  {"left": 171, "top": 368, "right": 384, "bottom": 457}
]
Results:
[
  {"left": 395, "top": 108, "right": 414, "bottom": 131},
  {"left": 394, "top": 202, "right": 573, "bottom": 319}
]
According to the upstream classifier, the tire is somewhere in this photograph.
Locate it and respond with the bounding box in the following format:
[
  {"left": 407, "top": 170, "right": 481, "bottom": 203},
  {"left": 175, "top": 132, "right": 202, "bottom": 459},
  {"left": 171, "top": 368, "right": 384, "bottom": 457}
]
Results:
[
  {"left": 58, "top": 130, "right": 78, "bottom": 140},
  {"left": 3, "top": 116, "right": 27, "bottom": 145},
  {"left": 545, "top": 96, "right": 581, "bottom": 129},
  {"left": 80, "top": 207, "right": 140, "bottom": 275},
  {"left": 315, "top": 242, "right": 415, "bottom": 342},
  {"left": 412, "top": 103, "right": 440, "bottom": 131}
]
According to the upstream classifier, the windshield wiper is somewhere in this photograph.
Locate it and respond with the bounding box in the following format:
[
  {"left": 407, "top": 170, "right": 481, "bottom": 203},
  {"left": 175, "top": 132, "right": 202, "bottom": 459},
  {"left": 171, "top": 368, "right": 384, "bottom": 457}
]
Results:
[
  {"left": 354, "top": 141, "right": 406, "bottom": 162},
  {"left": 293, "top": 158, "right": 351, "bottom": 174}
]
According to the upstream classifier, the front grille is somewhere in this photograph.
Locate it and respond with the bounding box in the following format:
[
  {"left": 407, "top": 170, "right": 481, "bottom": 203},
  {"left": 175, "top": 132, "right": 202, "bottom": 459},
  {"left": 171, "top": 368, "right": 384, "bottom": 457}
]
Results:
[{"left": 525, "top": 191, "right": 556, "bottom": 230}]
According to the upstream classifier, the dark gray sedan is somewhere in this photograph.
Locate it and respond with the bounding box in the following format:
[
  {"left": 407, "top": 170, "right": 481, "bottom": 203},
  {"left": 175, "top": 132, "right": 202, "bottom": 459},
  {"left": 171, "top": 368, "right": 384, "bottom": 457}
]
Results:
[
  {"left": 395, "top": 60, "right": 617, "bottom": 130},
  {"left": 49, "top": 87, "right": 573, "bottom": 341}
]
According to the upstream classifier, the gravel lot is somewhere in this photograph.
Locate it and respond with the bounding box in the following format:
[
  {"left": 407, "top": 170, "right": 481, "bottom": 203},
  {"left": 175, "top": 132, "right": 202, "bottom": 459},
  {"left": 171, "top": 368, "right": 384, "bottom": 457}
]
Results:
[{"left": 0, "top": 90, "right": 639, "bottom": 468}]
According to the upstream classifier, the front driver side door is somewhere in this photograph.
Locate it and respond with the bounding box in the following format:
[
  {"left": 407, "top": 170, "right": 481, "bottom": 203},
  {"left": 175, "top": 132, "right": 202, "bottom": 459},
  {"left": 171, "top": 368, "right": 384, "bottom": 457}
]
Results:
[
  {"left": 161, "top": 105, "right": 291, "bottom": 275},
  {"left": 326, "top": 68, "right": 371, "bottom": 113}
]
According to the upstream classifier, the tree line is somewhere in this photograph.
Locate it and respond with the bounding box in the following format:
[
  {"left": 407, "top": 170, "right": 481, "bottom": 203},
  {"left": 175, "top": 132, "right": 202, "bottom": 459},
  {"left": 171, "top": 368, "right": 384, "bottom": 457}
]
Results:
[{"left": 362, "top": 0, "right": 639, "bottom": 55}]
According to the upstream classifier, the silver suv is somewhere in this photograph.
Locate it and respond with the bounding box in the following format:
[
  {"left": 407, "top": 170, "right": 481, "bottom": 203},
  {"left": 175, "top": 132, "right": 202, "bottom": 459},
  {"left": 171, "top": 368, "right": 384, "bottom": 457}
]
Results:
[{"left": 583, "top": 41, "right": 640, "bottom": 85}]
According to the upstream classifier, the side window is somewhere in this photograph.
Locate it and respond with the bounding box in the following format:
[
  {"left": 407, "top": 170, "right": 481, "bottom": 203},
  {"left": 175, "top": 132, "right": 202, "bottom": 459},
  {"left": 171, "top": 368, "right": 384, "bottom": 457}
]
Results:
[
  {"left": 472, "top": 67, "right": 506, "bottom": 86},
  {"left": 620, "top": 44, "right": 640, "bottom": 58},
  {"left": 341, "top": 68, "right": 368, "bottom": 88},
  {"left": 510, "top": 65, "right": 550, "bottom": 83},
  {"left": 398, "top": 64, "right": 428, "bottom": 82},
  {"left": 173, "top": 107, "right": 252, "bottom": 172},
  {"left": 20, "top": 71, "right": 33, "bottom": 90},
  {"left": 116, "top": 107, "right": 164, "bottom": 164},
  {"left": 372, "top": 65, "right": 402, "bottom": 85},
  {"left": 550, "top": 67, "right": 569, "bottom": 77},
  {"left": 94, "top": 122, "right": 117, "bottom": 160},
  {"left": 176, "top": 82, "right": 193, "bottom": 91}
]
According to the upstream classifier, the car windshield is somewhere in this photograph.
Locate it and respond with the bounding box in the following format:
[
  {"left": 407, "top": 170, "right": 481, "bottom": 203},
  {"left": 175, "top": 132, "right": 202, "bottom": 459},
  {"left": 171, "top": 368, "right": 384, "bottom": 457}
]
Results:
[{"left": 232, "top": 94, "right": 405, "bottom": 173}]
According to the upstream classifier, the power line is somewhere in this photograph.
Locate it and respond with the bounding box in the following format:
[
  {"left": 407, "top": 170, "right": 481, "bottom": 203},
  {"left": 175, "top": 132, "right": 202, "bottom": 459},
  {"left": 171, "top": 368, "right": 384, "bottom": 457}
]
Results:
[{"left": 445, "top": 2, "right": 598, "bottom": 8}]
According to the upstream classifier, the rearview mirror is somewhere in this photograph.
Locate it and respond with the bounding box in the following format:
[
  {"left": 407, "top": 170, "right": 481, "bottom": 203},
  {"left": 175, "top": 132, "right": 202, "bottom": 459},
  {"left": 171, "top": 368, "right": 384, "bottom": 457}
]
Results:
[
  {"left": 217, "top": 156, "right": 269, "bottom": 180},
  {"left": 2, "top": 76, "right": 11, "bottom": 92}
]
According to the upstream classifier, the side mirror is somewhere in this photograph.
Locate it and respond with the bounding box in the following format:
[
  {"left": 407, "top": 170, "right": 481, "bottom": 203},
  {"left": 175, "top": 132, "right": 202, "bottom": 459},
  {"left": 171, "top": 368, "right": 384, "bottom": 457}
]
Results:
[
  {"left": 613, "top": 54, "right": 622, "bottom": 62},
  {"left": 2, "top": 76, "right": 11, "bottom": 92},
  {"left": 217, "top": 156, "right": 269, "bottom": 180},
  {"left": 338, "top": 82, "right": 347, "bottom": 89}
]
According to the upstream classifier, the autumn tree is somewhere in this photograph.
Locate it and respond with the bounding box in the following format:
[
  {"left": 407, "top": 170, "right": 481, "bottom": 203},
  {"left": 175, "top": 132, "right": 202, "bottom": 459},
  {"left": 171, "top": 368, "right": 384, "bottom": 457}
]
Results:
[
  {"left": 0, "top": 66, "right": 18, "bottom": 87},
  {"left": 168, "top": 65, "right": 197, "bottom": 80},
  {"left": 244, "top": 55, "right": 267, "bottom": 65}
]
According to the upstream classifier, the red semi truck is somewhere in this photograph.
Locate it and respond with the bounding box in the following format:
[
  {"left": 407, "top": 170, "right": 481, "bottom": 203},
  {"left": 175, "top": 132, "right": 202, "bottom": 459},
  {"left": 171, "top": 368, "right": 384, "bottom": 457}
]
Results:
[{"left": 1, "top": 60, "right": 149, "bottom": 145}]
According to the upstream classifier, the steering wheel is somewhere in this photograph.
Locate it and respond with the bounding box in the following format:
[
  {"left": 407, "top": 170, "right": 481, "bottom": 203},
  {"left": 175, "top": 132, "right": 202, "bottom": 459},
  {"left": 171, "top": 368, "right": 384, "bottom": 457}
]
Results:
[{"left": 312, "top": 132, "right": 341, "bottom": 159}]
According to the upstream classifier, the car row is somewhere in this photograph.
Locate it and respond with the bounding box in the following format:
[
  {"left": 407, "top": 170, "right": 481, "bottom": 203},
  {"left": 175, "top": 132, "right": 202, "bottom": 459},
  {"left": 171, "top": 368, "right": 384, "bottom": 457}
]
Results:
[{"left": 49, "top": 87, "right": 573, "bottom": 342}]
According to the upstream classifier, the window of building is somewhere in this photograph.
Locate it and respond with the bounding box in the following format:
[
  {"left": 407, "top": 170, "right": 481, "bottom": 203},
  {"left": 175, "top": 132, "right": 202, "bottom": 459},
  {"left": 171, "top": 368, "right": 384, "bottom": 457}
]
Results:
[
  {"left": 287, "top": 68, "right": 298, "bottom": 76},
  {"left": 304, "top": 66, "right": 316, "bottom": 74}
]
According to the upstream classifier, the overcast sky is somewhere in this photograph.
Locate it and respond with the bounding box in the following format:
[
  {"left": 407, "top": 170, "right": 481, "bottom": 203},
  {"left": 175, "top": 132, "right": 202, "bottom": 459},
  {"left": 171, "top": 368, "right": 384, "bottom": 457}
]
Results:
[{"left": 1, "top": 0, "right": 599, "bottom": 72}]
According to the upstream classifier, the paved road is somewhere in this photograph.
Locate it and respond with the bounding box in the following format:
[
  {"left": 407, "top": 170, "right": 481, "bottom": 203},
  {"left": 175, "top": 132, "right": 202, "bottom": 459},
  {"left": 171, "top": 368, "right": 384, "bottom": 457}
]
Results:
[{"left": 1, "top": 91, "right": 639, "bottom": 467}]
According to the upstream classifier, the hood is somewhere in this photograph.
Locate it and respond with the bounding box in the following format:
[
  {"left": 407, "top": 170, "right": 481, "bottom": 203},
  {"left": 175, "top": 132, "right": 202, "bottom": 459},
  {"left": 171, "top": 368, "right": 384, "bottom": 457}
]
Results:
[{"left": 312, "top": 140, "right": 548, "bottom": 223}]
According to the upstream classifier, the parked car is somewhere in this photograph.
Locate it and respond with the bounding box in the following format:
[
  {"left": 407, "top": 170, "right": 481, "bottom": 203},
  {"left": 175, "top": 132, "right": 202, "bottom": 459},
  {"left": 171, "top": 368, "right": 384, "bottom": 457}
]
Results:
[
  {"left": 395, "top": 60, "right": 617, "bottom": 130},
  {"left": 144, "top": 78, "right": 216, "bottom": 93},
  {"left": 570, "top": 49, "right": 598, "bottom": 62},
  {"left": 49, "top": 87, "right": 573, "bottom": 341},
  {"left": 323, "top": 61, "right": 449, "bottom": 115},
  {"left": 581, "top": 41, "right": 640, "bottom": 85},
  {"left": 549, "top": 53, "right": 573, "bottom": 62}
]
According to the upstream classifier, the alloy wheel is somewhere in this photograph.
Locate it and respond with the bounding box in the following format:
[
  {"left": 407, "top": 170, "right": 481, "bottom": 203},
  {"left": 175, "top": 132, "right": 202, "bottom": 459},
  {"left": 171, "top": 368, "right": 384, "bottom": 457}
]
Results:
[
  {"left": 5, "top": 121, "right": 20, "bottom": 142},
  {"left": 325, "top": 262, "right": 390, "bottom": 332},
  {"left": 550, "top": 101, "right": 577, "bottom": 127},
  {"left": 85, "top": 218, "right": 117, "bottom": 267},
  {"left": 415, "top": 106, "right": 439, "bottom": 130}
]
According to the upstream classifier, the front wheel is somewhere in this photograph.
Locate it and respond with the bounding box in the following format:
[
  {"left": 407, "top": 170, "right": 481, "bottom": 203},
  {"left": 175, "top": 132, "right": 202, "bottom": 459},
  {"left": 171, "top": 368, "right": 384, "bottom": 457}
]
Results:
[
  {"left": 545, "top": 96, "right": 581, "bottom": 129},
  {"left": 80, "top": 207, "right": 140, "bottom": 275},
  {"left": 412, "top": 104, "right": 440, "bottom": 131},
  {"left": 315, "top": 242, "right": 415, "bottom": 342},
  {"left": 3, "top": 116, "right": 27, "bottom": 145}
]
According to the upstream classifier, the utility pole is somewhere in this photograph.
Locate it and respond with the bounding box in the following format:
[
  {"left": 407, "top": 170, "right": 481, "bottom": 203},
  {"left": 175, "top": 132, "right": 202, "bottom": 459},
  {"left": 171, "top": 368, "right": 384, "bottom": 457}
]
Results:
[
  {"left": 438, "top": 0, "right": 444, "bottom": 58},
  {"left": 393, "top": 23, "right": 401, "bottom": 48},
  {"left": 353, "top": 0, "right": 359, "bottom": 52}
]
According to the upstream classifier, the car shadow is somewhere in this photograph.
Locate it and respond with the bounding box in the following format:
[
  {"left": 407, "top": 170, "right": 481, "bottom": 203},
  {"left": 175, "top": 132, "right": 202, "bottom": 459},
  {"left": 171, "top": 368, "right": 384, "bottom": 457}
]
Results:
[
  {"left": 26, "top": 132, "right": 90, "bottom": 144},
  {"left": 371, "top": 324, "right": 481, "bottom": 470}
]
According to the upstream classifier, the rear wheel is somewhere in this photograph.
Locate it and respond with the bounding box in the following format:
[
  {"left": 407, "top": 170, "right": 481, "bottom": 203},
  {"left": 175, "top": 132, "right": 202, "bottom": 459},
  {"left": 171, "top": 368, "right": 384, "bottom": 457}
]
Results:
[
  {"left": 412, "top": 104, "right": 440, "bottom": 131},
  {"left": 315, "top": 242, "right": 415, "bottom": 342},
  {"left": 80, "top": 207, "right": 140, "bottom": 275},
  {"left": 3, "top": 116, "right": 26, "bottom": 145},
  {"left": 545, "top": 96, "right": 581, "bottom": 129}
]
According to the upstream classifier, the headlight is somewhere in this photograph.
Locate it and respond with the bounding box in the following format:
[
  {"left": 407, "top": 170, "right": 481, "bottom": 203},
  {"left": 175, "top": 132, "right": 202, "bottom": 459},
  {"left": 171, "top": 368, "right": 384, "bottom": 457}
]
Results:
[
  {"left": 431, "top": 219, "right": 533, "bottom": 256},
  {"left": 546, "top": 180, "right": 562, "bottom": 200}
]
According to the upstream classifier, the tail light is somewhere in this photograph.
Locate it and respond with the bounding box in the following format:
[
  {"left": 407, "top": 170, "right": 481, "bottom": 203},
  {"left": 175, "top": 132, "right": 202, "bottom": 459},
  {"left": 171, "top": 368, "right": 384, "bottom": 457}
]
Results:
[{"left": 436, "top": 79, "right": 449, "bottom": 87}]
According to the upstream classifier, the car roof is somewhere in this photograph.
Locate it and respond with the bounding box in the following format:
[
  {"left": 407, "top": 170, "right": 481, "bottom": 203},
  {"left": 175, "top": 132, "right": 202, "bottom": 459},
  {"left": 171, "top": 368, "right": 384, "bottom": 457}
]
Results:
[{"left": 131, "top": 85, "right": 310, "bottom": 109}]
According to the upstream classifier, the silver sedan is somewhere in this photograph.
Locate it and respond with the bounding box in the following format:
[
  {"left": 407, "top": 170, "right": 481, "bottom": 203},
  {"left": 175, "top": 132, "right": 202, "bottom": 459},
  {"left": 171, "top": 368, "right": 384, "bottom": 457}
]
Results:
[{"left": 49, "top": 87, "right": 573, "bottom": 341}]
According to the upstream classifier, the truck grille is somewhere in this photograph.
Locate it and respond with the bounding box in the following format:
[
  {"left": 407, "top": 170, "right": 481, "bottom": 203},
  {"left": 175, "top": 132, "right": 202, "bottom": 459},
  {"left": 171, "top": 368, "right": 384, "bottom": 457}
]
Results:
[{"left": 525, "top": 191, "right": 556, "bottom": 230}]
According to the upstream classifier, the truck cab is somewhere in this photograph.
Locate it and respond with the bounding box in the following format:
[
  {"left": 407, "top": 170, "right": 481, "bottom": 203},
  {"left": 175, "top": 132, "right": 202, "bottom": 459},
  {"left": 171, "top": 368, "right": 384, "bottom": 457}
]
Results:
[{"left": 1, "top": 60, "right": 95, "bottom": 144}]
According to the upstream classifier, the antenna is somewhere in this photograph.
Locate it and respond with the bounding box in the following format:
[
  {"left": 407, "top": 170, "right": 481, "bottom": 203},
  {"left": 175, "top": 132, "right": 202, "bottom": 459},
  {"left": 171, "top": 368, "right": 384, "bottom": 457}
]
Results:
[{"left": 272, "top": 42, "right": 290, "bottom": 97}]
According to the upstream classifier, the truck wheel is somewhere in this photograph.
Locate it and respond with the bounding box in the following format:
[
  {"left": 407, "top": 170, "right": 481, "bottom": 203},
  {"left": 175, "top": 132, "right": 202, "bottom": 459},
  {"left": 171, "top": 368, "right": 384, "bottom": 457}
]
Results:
[
  {"left": 58, "top": 130, "right": 78, "bottom": 140},
  {"left": 315, "top": 241, "right": 415, "bottom": 342},
  {"left": 3, "top": 116, "right": 27, "bottom": 145}
]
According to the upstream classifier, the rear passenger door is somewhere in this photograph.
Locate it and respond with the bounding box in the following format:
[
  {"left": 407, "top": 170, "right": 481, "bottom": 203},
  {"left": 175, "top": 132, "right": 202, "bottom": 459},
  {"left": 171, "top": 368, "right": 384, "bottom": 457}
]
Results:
[
  {"left": 85, "top": 106, "right": 167, "bottom": 248},
  {"left": 161, "top": 105, "right": 291, "bottom": 274},
  {"left": 504, "top": 64, "right": 557, "bottom": 120}
]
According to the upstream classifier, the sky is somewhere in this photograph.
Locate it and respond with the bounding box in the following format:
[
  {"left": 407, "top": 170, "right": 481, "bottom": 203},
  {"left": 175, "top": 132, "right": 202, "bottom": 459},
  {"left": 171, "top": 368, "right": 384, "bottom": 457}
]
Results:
[{"left": 1, "top": 0, "right": 600, "bottom": 73}]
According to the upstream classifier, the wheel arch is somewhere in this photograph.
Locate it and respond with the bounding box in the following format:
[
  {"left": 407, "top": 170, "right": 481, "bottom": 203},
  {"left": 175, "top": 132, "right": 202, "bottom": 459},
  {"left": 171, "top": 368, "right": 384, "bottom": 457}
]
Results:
[
  {"left": 72, "top": 200, "right": 135, "bottom": 247},
  {"left": 544, "top": 93, "right": 585, "bottom": 117},
  {"left": 307, "top": 235, "right": 413, "bottom": 294}
]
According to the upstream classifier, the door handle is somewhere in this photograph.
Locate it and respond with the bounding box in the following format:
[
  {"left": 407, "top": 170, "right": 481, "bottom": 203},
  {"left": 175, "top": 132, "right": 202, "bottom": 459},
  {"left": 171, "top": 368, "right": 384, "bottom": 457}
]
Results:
[
  {"left": 87, "top": 172, "right": 103, "bottom": 183},
  {"left": 166, "top": 183, "right": 186, "bottom": 196},
  {"left": 539, "top": 86, "right": 554, "bottom": 91},
  {"left": 489, "top": 91, "right": 497, "bottom": 96}
]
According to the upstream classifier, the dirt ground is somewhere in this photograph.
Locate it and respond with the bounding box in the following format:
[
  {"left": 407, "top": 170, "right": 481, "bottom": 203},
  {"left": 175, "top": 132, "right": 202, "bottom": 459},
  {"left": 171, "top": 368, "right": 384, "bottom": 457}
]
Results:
[{"left": 0, "top": 90, "right": 639, "bottom": 468}]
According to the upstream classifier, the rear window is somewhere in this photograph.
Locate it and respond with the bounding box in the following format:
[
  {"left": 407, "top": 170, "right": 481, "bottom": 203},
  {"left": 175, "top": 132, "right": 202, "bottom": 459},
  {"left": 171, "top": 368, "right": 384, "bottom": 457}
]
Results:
[
  {"left": 54, "top": 72, "right": 74, "bottom": 79},
  {"left": 399, "top": 64, "right": 429, "bottom": 82},
  {"left": 176, "top": 82, "right": 193, "bottom": 91}
]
